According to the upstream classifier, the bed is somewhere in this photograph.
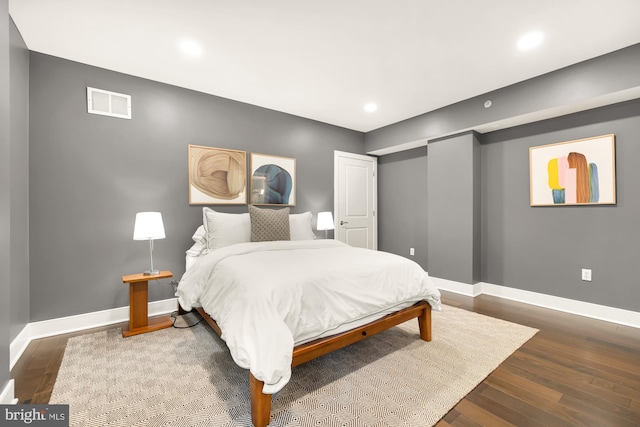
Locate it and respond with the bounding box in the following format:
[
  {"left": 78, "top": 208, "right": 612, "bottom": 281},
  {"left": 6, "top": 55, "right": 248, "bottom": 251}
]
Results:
[{"left": 177, "top": 207, "right": 442, "bottom": 427}]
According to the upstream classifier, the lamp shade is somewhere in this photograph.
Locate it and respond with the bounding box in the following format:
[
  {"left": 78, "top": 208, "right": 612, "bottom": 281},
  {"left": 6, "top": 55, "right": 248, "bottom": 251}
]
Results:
[
  {"left": 133, "top": 212, "right": 166, "bottom": 240},
  {"left": 317, "top": 211, "right": 335, "bottom": 231}
]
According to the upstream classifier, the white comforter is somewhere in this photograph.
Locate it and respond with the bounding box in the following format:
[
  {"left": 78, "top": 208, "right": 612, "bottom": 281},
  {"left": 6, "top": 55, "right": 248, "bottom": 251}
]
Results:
[{"left": 176, "top": 239, "right": 441, "bottom": 394}]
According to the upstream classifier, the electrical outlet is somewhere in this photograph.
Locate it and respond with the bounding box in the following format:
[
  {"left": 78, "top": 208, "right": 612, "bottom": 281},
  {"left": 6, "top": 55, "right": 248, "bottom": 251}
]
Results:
[
  {"left": 410, "top": 248, "right": 415, "bottom": 256},
  {"left": 581, "top": 268, "right": 592, "bottom": 281}
]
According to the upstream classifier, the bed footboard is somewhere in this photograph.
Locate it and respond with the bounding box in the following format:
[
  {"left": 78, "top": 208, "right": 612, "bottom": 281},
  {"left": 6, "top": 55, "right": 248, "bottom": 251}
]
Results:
[
  {"left": 249, "top": 374, "right": 272, "bottom": 427},
  {"left": 292, "top": 301, "right": 431, "bottom": 367},
  {"left": 196, "top": 301, "right": 432, "bottom": 427},
  {"left": 418, "top": 303, "right": 432, "bottom": 341}
]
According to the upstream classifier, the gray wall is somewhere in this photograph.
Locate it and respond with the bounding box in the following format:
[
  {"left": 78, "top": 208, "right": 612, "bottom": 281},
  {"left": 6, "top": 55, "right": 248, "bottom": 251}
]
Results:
[
  {"left": 29, "top": 52, "right": 365, "bottom": 322},
  {"left": 378, "top": 147, "right": 428, "bottom": 269},
  {"left": 1, "top": 0, "right": 11, "bottom": 392},
  {"left": 426, "top": 132, "right": 480, "bottom": 284},
  {"left": 9, "top": 18, "right": 29, "bottom": 343},
  {"left": 365, "top": 43, "right": 640, "bottom": 154},
  {"left": 481, "top": 99, "right": 640, "bottom": 312},
  {"left": 377, "top": 99, "right": 640, "bottom": 313}
]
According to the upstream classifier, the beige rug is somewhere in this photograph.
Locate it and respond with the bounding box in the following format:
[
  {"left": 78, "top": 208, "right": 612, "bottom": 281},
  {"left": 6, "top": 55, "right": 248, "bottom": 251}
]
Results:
[{"left": 50, "top": 305, "right": 537, "bottom": 426}]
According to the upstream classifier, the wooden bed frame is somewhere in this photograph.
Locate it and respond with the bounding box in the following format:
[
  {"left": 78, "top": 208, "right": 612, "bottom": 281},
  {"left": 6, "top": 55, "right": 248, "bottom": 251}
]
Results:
[{"left": 195, "top": 300, "right": 432, "bottom": 427}]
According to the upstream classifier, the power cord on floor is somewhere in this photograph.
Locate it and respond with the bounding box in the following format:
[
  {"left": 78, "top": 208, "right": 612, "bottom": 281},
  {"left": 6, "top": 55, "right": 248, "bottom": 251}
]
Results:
[{"left": 170, "top": 310, "right": 204, "bottom": 328}]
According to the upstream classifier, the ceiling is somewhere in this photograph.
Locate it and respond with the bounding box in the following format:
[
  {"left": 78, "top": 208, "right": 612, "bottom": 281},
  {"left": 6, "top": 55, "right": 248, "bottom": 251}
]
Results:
[{"left": 9, "top": 0, "right": 640, "bottom": 133}]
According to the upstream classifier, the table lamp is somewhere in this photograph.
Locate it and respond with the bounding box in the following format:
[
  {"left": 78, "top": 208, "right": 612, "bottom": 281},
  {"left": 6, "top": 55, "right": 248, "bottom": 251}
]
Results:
[
  {"left": 317, "top": 211, "right": 335, "bottom": 239},
  {"left": 133, "top": 212, "right": 166, "bottom": 275}
]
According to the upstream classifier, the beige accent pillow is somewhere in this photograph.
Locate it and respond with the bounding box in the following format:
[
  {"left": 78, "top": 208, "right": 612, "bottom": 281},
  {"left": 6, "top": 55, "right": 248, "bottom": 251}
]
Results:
[{"left": 249, "top": 205, "right": 291, "bottom": 242}]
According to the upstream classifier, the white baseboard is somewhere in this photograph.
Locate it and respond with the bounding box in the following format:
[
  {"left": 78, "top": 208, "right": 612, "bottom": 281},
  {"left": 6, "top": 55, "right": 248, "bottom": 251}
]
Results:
[
  {"left": 430, "top": 277, "right": 483, "bottom": 297},
  {"left": 1, "top": 379, "right": 18, "bottom": 404},
  {"left": 433, "top": 277, "right": 640, "bottom": 329},
  {"left": 10, "top": 283, "right": 640, "bottom": 371},
  {"left": 10, "top": 298, "right": 177, "bottom": 371}
]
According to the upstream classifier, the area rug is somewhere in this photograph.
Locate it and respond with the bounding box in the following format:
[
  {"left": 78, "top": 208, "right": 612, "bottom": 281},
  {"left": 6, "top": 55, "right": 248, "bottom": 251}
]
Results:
[{"left": 50, "top": 305, "right": 537, "bottom": 426}]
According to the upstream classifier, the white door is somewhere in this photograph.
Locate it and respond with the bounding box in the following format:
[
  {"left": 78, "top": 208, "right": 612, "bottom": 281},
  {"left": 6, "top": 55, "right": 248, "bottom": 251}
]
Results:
[{"left": 334, "top": 150, "right": 377, "bottom": 249}]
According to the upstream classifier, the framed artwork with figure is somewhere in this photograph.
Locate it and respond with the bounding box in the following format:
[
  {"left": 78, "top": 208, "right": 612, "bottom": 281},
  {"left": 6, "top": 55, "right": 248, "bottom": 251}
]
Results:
[{"left": 250, "top": 153, "right": 296, "bottom": 206}]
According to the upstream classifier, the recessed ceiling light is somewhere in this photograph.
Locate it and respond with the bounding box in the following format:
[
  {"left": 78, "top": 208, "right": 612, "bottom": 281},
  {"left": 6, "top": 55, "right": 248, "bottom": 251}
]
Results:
[
  {"left": 517, "top": 31, "right": 544, "bottom": 50},
  {"left": 179, "top": 39, "right": 203, "bottom": 57},
  {"left": 363, "top": 102, "right": 378, "bottom": 113}
]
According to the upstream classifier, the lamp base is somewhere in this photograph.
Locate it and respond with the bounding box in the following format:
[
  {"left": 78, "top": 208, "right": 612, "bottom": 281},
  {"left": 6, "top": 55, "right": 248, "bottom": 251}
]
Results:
[{"left": 143, "top": 269, "right": 160, "bottom": 276}]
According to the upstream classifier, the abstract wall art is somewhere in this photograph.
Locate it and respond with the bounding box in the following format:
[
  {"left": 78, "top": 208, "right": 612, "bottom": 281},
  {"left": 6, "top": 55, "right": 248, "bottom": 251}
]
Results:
[
  {"left": 188, "top": 144, "right": 247, "bottom": 205},
  {"left": 529, "top": 134, "right": 616, "bottom": 206},
  {"left": 250, "top": 153, "right": 296, "bottom": 206}
]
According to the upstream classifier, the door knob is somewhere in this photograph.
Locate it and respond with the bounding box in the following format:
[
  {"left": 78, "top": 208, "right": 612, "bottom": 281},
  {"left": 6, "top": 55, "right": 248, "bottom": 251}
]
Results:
[{"left": 340, "top": 220, "right": 349, "bottom": 225}]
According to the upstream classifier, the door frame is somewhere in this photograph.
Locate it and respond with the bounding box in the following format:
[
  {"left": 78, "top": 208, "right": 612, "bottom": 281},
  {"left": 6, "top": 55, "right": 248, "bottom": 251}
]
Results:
[{"left": 333, "top": 150, "right": 378, "bottom": 249}]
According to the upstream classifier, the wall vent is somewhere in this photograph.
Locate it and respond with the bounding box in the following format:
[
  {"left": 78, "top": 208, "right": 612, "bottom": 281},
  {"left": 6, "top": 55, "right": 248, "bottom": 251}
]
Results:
[{"left": 87, "top": 87, "right": 132, "bottom": 119}]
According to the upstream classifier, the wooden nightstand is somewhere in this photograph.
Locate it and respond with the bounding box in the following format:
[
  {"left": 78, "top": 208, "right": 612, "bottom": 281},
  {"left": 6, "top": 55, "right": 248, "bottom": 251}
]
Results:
[{"left": 122, "top": 270, "right": 173, "bottom": 337}]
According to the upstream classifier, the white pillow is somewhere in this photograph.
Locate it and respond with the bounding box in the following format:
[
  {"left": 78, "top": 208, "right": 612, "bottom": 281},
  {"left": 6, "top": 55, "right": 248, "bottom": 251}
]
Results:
[
  {"left": 289, "top": 211, "right": 316, "bottom": 240},
  {"left": 202, "top": 207, "right": 251, "bottom": 251},
  {"left": 191, "top": 225, "right": 207, "bottom": 244},
  {"left": 183, "top": 225, "right": 207, "bottom": 257},
  {"left": 186, "top": 241, "right": 206, "bottom": 257}
]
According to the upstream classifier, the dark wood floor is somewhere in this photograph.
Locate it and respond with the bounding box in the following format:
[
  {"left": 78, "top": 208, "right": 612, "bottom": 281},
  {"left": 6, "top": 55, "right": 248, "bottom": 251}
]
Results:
[{"left": 11, "top": 291, "right": 640, "bottom": 426}]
